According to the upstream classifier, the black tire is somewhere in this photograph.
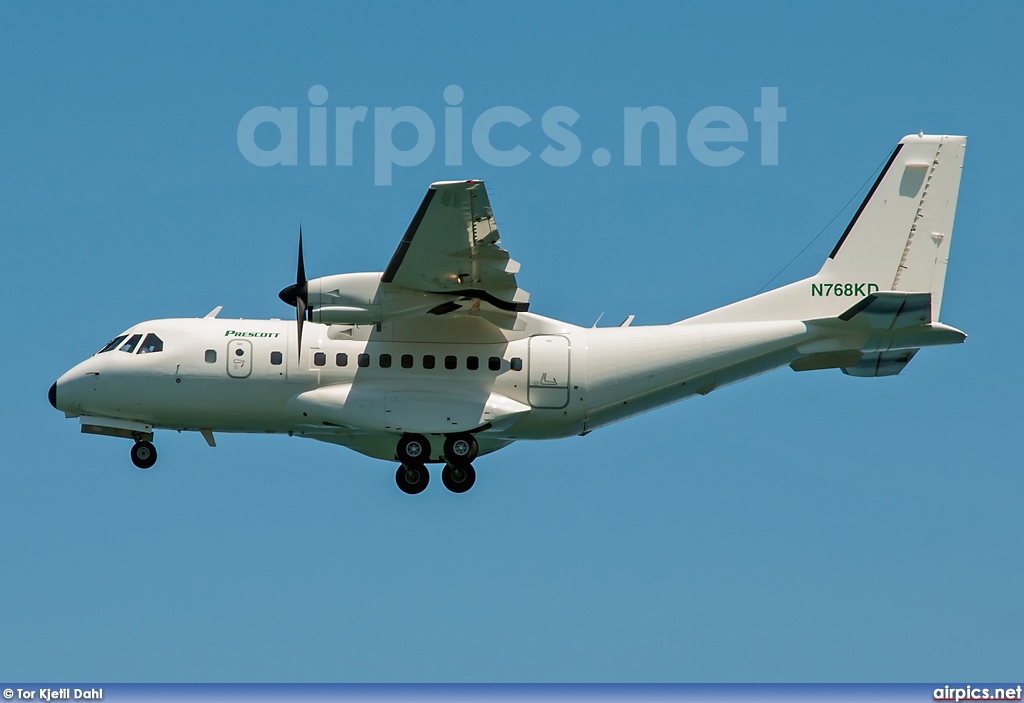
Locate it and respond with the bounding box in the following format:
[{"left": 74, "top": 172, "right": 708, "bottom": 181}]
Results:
[
  {"left": 396, "top": 433, "right": 431, "bottom": 464},
  {"left": 396, "top": 463, "right": 429, "bottom": 494},
  {"left": 443, "top": 433, "right": 478, "bottom": 464},
  {"left": 131, "top": 441, "right": 157, "bottom": 469},
  {"left": 441, "top": 462, "right": 476, "bottom": 493}
]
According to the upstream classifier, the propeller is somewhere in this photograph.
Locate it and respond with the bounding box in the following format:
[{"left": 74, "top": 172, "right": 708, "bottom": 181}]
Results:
[{"left": 278, "top": 228, "right": 309, "bottom": 359}]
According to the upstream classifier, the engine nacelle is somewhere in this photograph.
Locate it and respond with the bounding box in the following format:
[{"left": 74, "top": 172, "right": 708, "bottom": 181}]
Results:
[{"left": 307, "top": 272, "right": 456, "bottom": 325}]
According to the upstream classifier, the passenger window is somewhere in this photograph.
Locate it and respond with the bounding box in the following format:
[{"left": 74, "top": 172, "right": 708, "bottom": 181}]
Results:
[
  {"left": 488, "top": 356, "right": 501, "bottom": 371},
  {"left": 401, "top": 354, "right": 413, "bottom": 369},
  {"left": 358, "top": 353, "right": 370, "bottom": 368},
  {"left": 511, "top": 357, "right": 523, "bottom": 371},
  {"left": 380, "top": 353, "right": 392, "bottom": 368},
  {"left": 314, "top": 352, "right": 326, "bottom": 367},
  {"left": 467, "top": 356, "right": 479, "bottom": 370},
  {"left": 336, "top": 353, "right": 348, "bottom": 367},
  {"left": 205, "top": 349, "right": 217, "bottom": 363},
  {"left": 423, "top": 354, "right": 435, "bottom": 369},
  {"left": 137, "top": 333, "right": 163, "bottom": 354},
  {"left": 270, "top": 351, "right": 283, "bottom": 365},
  {"left": 119, "top": 334, "right": 142, "bottom": 353},
  {"left": 445, "top": 355, "right": 458, "bottom": 370},
  {"left": 97, "top": 335, "right": 127, "bottom": 354}
]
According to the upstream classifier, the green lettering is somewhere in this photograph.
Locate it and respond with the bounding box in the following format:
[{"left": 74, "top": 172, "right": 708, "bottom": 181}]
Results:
[
  {"left": 854, "top": 283, "right": 865, "bottom": 296},
  {"left": 868, "top": 283, "right": 879, "bottom": 295},
  {"left": 811, "top": 283, "right": 822, "bottom": 296},
  {"left": 824, "top": 283, "right": 833, "bottom": 295}
]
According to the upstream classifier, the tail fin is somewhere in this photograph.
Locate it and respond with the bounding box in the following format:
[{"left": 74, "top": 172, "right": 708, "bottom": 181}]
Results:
[
  {"left": 819, "top": 133, "right": 965, "bottom": 321},
  {"left": 679, "top": 134, "right": 966, "bottom": 325}
]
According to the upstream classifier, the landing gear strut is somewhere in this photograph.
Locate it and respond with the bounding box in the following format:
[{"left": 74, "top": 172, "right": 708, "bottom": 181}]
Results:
[
  {"left": 395, "top": 463, "right": 429, "bottom": 494},
  {"left": 130, "top": 440, "right": 157, "bottom": 469}
]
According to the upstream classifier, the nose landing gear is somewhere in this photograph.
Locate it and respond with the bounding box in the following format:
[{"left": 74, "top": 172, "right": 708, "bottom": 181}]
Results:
[{"left": 130, "top": 440, "right": 158, "bottom": 469}]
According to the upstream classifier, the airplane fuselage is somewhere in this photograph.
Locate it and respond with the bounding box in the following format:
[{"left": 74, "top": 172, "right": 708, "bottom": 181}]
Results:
[{"left": 54, "top": 311, "right": 819, "bottom": 462}]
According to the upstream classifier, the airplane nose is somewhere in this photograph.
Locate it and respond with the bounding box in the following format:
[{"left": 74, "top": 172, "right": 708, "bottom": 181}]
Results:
[{"left": 48, "top": 381, "right": 57, "bottom": 410}]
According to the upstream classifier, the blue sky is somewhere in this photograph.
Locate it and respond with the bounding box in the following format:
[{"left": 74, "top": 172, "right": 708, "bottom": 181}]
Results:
[{"left": 2, "top": 1, "right": 1021, "bottom": 682}]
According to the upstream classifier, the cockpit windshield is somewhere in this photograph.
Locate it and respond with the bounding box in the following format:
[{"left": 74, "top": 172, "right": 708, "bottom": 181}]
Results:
[
  {"left": 95, "top": 332, "right": 165, "bottom": 356},
  {"left": 119, "top": 334, "right": 143, "bottom": 353},
  {"left": 97, "top": 335, "right": 128, "bottom": 354},
  {"left": 137, "top": 333, "right": 163, "bottom": 354}
]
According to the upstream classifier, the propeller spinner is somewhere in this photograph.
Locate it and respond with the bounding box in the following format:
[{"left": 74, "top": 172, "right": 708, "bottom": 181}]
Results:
[{"left": 278, "top": 229, "right": 310, "bottom": 359}]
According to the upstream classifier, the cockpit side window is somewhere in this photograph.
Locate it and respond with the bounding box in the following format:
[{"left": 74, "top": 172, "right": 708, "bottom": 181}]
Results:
[
  {"left": 137, "top": 333, "right": 163, "bottom": 354},
  {"left": 119, "top": 334, "right": 143, "bottom": 353},
  {"left": 97, "top": 335, "right": 128, "bottom": 354}
]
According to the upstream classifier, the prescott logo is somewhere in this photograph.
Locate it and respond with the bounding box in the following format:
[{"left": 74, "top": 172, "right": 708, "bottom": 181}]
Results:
[
  {"left": 224, "top": 330, "right": 281, "bottom": 338},
  {"left": 237, "top": 84, "right": 787, "bottom": 185}
]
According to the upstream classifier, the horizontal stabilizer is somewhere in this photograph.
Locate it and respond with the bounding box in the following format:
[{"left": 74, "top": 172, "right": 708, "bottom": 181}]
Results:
[
  {"left": 790, "top": 350, "right": 863, "bottom": 372},
  {"left": 842, "top": 349, "right": 919, "bottom": 377},
  {"left": 838, "top": 292, "right": 931, "bottom": 329}
]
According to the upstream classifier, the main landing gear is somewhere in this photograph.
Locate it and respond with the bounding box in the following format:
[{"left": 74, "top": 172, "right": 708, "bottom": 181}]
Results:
[
  {"left": 395, "top": 463, "right": 429, "bottom": 494},
  {"left": 441, "top": 462, "right": 475, "bottom": 493},
  {"left": 130, "top": 440, "right": 158, "bottom": 469},
  {"left": 394, "top": 432, "right": 478, "bottom": 495}
]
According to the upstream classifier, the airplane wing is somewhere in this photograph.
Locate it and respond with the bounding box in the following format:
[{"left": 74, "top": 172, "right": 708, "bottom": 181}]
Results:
[{"left": 381, "top": 180, "right": 530, "bottom": 315}]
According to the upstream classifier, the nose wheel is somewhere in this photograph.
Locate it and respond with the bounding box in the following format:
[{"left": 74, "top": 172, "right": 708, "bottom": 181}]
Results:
[{"left": 130, "top": 440, "right": 157, "bottom": 469}]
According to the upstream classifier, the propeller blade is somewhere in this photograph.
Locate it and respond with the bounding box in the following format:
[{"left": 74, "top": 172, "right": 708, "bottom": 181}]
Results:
[
  {"left": 278, "top": 227, "right": 309, "bottom": 360},
  {"left": 296, "top": 295, "right": 305, "bottom": 360},
  {"left": 297, "top": 228, "right": 306, "bottom": 289}
]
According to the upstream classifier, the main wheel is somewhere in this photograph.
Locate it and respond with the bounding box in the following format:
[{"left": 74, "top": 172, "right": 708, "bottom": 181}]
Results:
[
  {"left": 441, "top": 462, "right": 476, "bottom": 493},
  {"left": 396, "top": 433, "right": 431, "bottom": 464},
  {"left": 130, "top": 441, "right": 157, "bottom": 469},
  {"left": 443, "top": 433, "right": 478, "bottom": 464},
  {"left": 396, "top": 463, "right": 429, "bottom": 494}
]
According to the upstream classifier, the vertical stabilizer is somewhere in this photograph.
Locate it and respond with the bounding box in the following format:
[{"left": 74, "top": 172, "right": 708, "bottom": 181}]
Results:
[
  {"left": 678, "top": 134, "right": 966, "bottom": 325},
  {"left": 819, "top": 133, "right": 965, "bottom": 320}
]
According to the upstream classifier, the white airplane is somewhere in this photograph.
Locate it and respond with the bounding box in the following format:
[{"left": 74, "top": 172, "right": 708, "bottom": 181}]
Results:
[{"left": 50, "top": 133, "right": 967, "bottom": 494}]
